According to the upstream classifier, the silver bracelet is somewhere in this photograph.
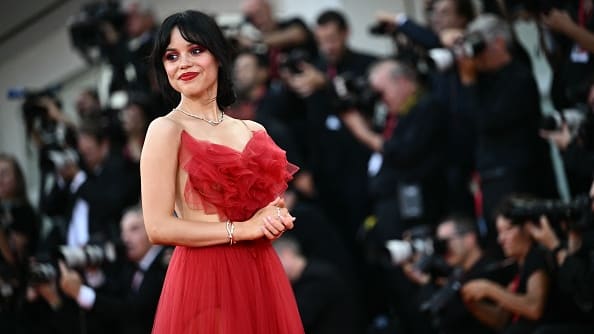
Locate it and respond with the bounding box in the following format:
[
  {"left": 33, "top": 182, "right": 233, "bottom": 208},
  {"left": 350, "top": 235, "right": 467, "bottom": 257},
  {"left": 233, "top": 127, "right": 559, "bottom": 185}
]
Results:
[{"left": 225, "top": 220, "right": 235, "bottom": 246}]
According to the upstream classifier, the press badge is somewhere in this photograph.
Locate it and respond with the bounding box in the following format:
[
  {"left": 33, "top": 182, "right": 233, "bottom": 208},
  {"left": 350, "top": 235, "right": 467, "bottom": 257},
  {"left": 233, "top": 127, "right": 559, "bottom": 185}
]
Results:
[
  {"left": 570, "top": 44, "right": 590, "bottom": 63},
  {"left": 368, "top": 152, "right": 383, "bottom": 177},
  {"left": 325, "top": 115, "right": 342, "bottom": 131}
]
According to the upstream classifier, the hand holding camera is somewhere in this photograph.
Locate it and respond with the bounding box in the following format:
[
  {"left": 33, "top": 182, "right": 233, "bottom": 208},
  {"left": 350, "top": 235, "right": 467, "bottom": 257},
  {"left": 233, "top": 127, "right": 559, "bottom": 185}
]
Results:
[
  {"left": 284, "top": 62, "right": 326, "bottom": 97},
  {"left": 370, "top": 11, "right": 400, "bottom": 36},
  {"left": 402, "top": 261, "right": 431, "bottom": 285},
  {"left": 526, "top": 216, "right": 561, "bottom": 251},
  {"left": 456, "top": 55, "right": 478, "bottom": 84},
  {"left": 540, "top": 122, "right": 572, "bottom": 150},
  {"left": 58, "top": 261, "right": 83, "bottom": 300},
  {"left": 29, "top": 279, "right": 62, "bottom": 309}
]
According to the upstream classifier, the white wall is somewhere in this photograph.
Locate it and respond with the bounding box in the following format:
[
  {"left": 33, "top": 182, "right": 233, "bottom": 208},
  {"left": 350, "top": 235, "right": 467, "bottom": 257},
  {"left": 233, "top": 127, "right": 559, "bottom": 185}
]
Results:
[{"left": 0, "top": 0, "right": 420, "bottom": 203}]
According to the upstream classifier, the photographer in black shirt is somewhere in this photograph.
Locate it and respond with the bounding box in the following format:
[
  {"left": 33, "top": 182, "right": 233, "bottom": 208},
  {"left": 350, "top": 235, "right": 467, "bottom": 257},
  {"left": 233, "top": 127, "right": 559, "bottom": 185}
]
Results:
[
  {"left": 283, "top": 9, "right": 377, "bottom": 246},
  {"left": 540, "top": 78, "right": 594, "bottom": 195},
  {"left": 526, "top": 182, "right": 594, "bottom": 334},
  {"left": 419, "top": 215, "right": 504, "bottom": 334},
  {"left": 457, "top": 14, "right": 555, "bottom": 251},
  {"left": 463, "top": 196, "right": 553, "bottom": 334}
]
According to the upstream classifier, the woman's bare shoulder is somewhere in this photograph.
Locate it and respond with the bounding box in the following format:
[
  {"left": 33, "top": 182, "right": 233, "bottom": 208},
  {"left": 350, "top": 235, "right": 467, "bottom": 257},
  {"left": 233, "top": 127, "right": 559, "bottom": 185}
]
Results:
[
  {"left": 239, "top": 119, "right": 266, "bottom": 132},
  {"left": 146, "top": 116, "right": 184, "bottom": 141}
]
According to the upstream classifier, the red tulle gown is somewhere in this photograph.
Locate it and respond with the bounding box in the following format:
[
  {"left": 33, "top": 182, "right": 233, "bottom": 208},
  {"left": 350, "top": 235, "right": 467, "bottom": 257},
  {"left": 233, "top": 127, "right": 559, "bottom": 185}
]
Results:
[{"left": 151, "top": 129, "right": 304, "bottom": 334}]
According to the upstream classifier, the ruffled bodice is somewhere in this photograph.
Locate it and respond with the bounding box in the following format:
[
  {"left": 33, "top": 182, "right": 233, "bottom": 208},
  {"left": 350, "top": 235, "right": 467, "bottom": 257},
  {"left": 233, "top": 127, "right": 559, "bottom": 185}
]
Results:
[{"left": 178, "top": 129, "right": 298, "bottom": 222}]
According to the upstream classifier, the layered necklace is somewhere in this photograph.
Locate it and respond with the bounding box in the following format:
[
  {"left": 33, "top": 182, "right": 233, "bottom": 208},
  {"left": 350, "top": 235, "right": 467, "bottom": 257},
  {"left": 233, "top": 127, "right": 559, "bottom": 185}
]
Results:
[{"left": 174, "top": 107, "right": 225, "bottom": 126}]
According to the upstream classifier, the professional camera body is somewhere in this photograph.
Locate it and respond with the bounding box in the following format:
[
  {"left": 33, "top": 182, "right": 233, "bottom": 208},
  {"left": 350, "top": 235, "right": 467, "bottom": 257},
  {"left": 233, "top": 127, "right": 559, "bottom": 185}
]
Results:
[
  {"left": 541, "top": 104, "right": 594, "bottom": 151},
  {"left": 368, "top": 21, "right": 396, "bottom": 36},
  {"left": 331, "top": 72, "right": 380, "bottom": 113},
  {"left": 385, "top": 225, "right": 438, "bottom": 265},
  {"left": 7, "top": 86, "right": 78, "bottom": 175},
  {"left": 385, "top": 225, "right": 450, "bottom": 276},
  {"left": 68, "top": 0, "right": 128, "bottom": 63},
  {"left": 58, "top": 243, "right": 118, "bottom": 268},
  {"left": 27, "top": 242, "right": 119, "bottom": 285},
  {"left": 426, "top": 32, "right": 487, "bottom": 72},
  {"left": 8, "top": 86, "right": 62, "bottom": 140},
  {"left": 279, "top": 49, "right": 311, "bottom": 74},
  {"left": 420, "top": 258, "right": 516, "bottom": 315},
  {"left": 503, "top": 194, "right": 593, "bottom": 231},
  {"left": 28, "top": 262, "right": 58, "bottom": 285}
]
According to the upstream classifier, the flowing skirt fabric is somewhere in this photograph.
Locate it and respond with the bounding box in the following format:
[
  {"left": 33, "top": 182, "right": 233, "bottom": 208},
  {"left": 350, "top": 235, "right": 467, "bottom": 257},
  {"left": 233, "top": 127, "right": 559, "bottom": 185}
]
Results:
[{"left": 152, "top": 239, "right": 304, "bottom": 333}]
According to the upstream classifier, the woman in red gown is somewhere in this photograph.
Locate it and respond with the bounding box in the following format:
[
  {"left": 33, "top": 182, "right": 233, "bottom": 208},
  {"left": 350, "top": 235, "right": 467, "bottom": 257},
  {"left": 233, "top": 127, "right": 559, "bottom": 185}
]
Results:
[{"left": 140, "top": 10, "right": 303, "bottom": 333}]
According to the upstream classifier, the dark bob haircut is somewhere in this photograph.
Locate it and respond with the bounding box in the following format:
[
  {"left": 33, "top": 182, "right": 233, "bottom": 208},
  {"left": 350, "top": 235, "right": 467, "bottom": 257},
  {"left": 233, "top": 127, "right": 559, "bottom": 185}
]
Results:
[{"left": 150, "top": 10, "right": 236, "bottom": 109}]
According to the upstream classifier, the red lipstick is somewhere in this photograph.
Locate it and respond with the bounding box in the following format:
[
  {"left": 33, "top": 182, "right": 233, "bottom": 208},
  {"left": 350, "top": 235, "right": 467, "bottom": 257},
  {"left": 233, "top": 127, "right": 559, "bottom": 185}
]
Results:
[{"left": 179, "top": 72, "right": 199, "bottom": 81}]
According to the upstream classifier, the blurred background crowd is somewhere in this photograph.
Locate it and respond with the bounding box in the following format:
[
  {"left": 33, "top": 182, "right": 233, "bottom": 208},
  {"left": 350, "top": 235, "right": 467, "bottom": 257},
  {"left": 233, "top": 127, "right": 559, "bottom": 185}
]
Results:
[{"left": 1, "top": 0, "right": 594, "bottom": 333}]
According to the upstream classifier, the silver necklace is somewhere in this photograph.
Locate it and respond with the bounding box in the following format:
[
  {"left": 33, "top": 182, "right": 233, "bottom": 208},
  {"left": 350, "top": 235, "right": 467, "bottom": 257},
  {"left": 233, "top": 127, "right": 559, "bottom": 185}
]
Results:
[{"left": 174, "top": 107, "right": 224, "bottom": 126}]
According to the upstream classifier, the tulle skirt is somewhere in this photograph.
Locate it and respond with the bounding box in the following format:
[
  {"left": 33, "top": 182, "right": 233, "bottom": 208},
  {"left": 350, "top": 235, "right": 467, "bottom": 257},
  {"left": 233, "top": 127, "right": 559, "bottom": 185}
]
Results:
[{"left": 152, "top": 239, "right": 304, "bottom": 333}]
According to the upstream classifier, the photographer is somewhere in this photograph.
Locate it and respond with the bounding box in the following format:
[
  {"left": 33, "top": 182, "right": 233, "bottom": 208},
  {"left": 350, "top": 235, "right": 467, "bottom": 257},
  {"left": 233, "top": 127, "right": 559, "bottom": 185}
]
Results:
[
  {"left": 25, "top": 206, "right": 167, "bottom": 334},
  {"left": 462, "top": 196, "right": 553, "bottom": 334},
  {"left": 69, "top": 1, "right": 157, "bottom": 94},
  {"left": 58, "top": 206, "right": 168, "bottom": 334},
  {"left": 457, "top": 14, "right": 555, "bottom": 250},
  {"left": 416, "top": 215, "right": 505, "bottom": 334},
  {"left": 540, "top": 78, "right": 594, "bottom": 195},
  {"left": 341, "top": 59, "right": 447, "bottom": 242},
  {"left": 374, "top": 1, "right": 479, "bottom": 217},
  {"left": 240, "top": 0, "right": 317, "bottom": 80},
  {"left": 374, "top": 0, "right": 476, "bottom": 50},
  {"left": 283, "top": 9, "right": 377, "bottom": 246},
  {"left": 524, "top": 187, "right": 594, "bottom": 333},
  {"left": 43, "top": 120, "right": 140, "bottom": 247},
  {"left": 18, "top": 91, "right": 78, "bottom": 207}
]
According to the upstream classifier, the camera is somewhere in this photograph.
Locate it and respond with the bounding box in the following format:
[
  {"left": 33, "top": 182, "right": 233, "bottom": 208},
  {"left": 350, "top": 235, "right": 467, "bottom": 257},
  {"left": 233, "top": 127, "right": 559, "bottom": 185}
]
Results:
[
  {"left": 451, "top": 32, "right": 487, "bottom": 58},
  {"left": 215, "top": 13, "right": 265, "bottom": 55},
  {"left": 7, "top": 86, "right": 70, "bottom": 164},
  {"left": 331, "top": 72, "right": 380, "bottom": 113},
  {"left": 28, "top": 262, "right": 58, "bottom": 285},
  {"left": 424, "top": 32, "right": 487, "bottom": 72},
  {"left": 503, "top": 194, "right": 593, "bottom": 231},
  {"left": 541, "top": 105, "right": 594, "bottom": 150},
  {"left": 7, "top": 86, "right": 62, "bottom": 135},
  {"left": 57, "top": 243, "right": 118, "bottom": 269},
  {"left": 25, "top": 242, "right": 120, "bottom": 285},
  {"left": 279, "top": 49, "right": 311, "bottom": 74},
  {"left": 368, "top": 22, "right": 396, "bottom": 36},
  {"left": 385, "top": 225, "right": 448, "bottom": 265},
  {"left": 420, "top": 258, "right": 516, "bottom": 315},
  {"left": 540, "top": 107, "right": 589, "bottom": 132},
  {"left": 68, "top": 0, "right": 127, "bottom": 63}
]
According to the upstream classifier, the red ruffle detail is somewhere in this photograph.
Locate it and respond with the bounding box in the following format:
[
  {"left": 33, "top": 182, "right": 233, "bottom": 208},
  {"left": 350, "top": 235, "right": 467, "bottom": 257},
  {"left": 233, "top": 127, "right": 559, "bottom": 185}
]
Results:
[{"left": 179, "top": 130, "right": 299, "bottom": 222}]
